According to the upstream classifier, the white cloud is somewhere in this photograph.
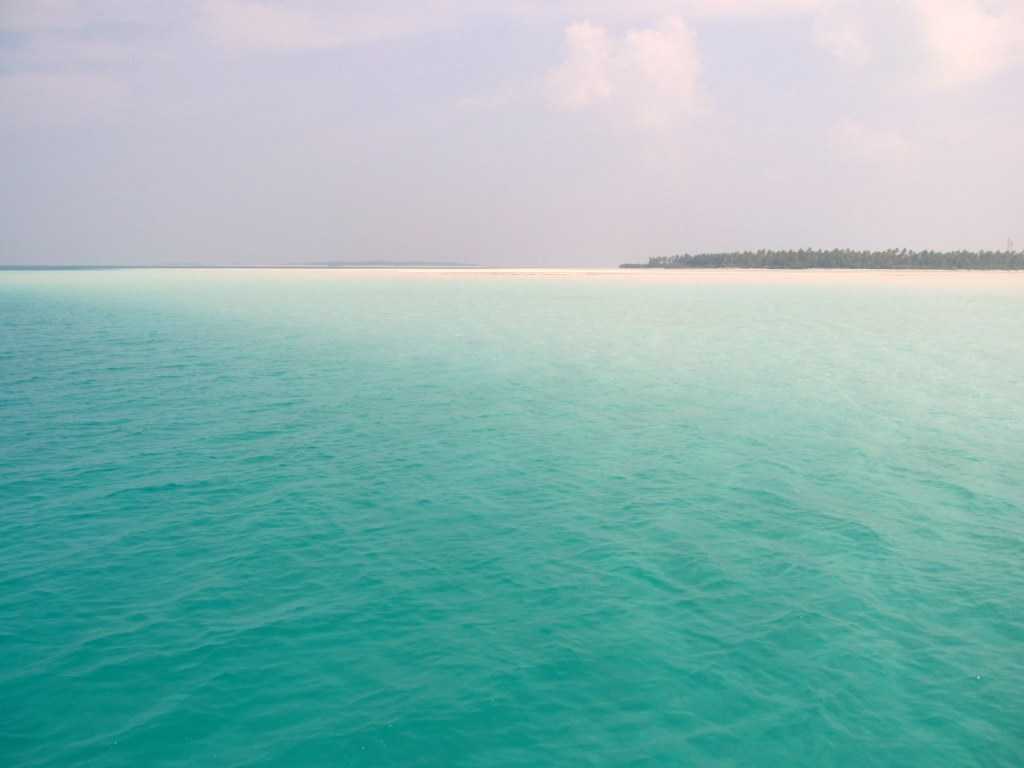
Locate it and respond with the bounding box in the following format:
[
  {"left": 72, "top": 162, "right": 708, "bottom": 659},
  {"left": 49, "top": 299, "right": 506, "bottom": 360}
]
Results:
[
  {"left": 804, "top": 0, "right": 1024, "bottom": 86},
  {"left": 913, "top": 0, "right": 1024, "bottom": 86},
  {"left": 546, "top": 16, "right": 701, "bottom": 129},
  {"left": 546, "top": 22, "right": 614, "bottom": 109},
  {"left": 831, "top": 118, "right": 909, "bottom": 164},
  {"left": 195, "top": 0, "right": 1018, "bottom": 95},
  {"left": 625, "top": 18, "right": 702, "bottom": 128}
]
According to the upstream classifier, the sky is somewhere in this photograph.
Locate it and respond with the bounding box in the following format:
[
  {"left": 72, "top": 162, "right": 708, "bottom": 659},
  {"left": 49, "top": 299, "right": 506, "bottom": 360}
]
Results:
[{"left": 1, "top": 0, "right": 1022, "bottom": 266}]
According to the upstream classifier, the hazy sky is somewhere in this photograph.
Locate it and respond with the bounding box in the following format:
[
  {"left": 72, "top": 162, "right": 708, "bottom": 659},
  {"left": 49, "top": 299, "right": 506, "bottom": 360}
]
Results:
[{"left": 2, "top": 1, "right": 1022, "bottom": 266}]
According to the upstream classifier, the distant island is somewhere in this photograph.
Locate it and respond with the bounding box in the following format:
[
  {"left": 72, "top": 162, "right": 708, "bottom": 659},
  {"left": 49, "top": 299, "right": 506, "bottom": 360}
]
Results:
[
  {"left": 0, "top": 261, "right": 481, "bottom": 270},
  {"left": 301, "top": 260, "right": 479, "bottom": 268},
  {"left": 621, "top": 249, "right": 1024, "bottom": 270}
]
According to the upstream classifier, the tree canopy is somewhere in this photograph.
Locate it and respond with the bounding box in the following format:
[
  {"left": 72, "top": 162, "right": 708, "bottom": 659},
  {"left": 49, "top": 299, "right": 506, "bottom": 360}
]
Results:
[{"left": 622, "top": 249, "right": 1024, "bottom": 270}]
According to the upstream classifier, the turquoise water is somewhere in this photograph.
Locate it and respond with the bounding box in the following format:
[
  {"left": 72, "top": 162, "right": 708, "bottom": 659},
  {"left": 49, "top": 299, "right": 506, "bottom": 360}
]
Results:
[{"left": 1, "top": 269, "right": 1022, "bottom": 767}]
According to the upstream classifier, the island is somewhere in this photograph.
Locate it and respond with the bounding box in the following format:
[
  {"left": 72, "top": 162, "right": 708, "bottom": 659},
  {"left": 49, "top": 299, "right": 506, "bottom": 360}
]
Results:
[{"left": 621, "top": 249, "right": 1024, "bottom": 270}]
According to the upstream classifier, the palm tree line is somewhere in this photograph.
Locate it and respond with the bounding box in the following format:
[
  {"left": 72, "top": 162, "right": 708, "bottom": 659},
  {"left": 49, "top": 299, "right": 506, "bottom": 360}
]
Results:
[{"left": 623, "top": 249, "right": 1024, "bottom": 270}]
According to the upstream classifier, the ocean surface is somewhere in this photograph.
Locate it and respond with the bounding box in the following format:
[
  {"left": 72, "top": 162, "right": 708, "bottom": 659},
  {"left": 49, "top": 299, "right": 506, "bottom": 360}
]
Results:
[{"left": 1, "top": 268, "right": 1022, "bottom": 767}]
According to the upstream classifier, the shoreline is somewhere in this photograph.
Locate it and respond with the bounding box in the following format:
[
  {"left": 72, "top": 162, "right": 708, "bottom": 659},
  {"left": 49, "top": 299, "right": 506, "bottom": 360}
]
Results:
[
  {"left": 4, "top": 266, "right": 1024, "bottom": 288},
  {"left": 5, "top": 265, "right": 1024, "bottom": 272}
]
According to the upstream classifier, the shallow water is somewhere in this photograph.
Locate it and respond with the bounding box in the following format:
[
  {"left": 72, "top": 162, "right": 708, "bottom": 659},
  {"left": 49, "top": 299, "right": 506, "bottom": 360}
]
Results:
[{"left": 1, "top": 269, "right": 1022, "bottom": 767}]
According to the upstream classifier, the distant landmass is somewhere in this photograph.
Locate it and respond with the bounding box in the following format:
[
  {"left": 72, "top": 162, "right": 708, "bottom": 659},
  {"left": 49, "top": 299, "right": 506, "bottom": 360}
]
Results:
[
  {"left": 622, "top": 249, "right": 1024, "bottom": 270},
  {"left": 0, "top": 261, "right": 480, "bottom": 270},
  {"left": 302, "top": 260, "right": 479, "bottom": 268}
]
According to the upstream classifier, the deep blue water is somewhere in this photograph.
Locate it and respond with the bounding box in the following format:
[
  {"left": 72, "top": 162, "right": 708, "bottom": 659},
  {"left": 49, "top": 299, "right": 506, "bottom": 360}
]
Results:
[{"left": 1, "top": 269, "right": 1022, "bottom": 766}]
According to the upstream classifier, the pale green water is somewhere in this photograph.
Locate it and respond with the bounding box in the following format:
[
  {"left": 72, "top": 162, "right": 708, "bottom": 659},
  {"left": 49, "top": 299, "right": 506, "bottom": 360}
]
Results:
[{"left": 1, "top": 269, "right": 1022, "bottom": 767}]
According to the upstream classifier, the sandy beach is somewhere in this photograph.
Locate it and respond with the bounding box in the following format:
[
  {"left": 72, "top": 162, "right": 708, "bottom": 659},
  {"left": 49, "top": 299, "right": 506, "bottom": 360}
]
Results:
[{"left": 197, "top": 266, "right": 1024, "bottom": 291}]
